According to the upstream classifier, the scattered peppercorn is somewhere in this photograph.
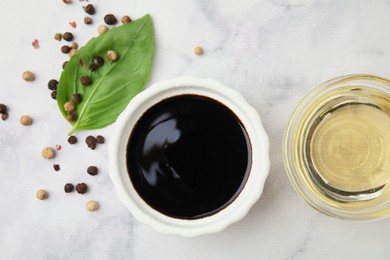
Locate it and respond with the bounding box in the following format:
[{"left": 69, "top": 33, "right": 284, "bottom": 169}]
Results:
[
  {"left": 68, "top": 135, "right": 77, "bottom": 144},
  {"left": 36, "top": 189, "right": 48, "bottom": 200},
  {"left": 64, "top": 183, "right": 74, "bottom": 193},
  {"left": 20, "top": 115, "right": 32, "bottom": 126},
  {"left": 121, "top": 15, "right": 132, "bottom": 24},
  {"left": 194, "top": 47, "right": 204, "bottom": 55},
  {"left": 72, "top": 93, "right": 81, "bottom": 104},
  {"left": 63, "top": 0, "right": 72, "bottom": 4},
  {"left": 62, "top": 61, "right": 68, "bottom": 70},
  {"left": 85, "top": 135, "right": 97, "bottom": 150},
  {"left": 106, "top": 50, "right": 118, "bottom": 62},
  {"left": 88, "top": 56, "right": 104, "bottom": 71},
  {"left": 93, "top": 56, "right": 104, "bottom": 67},
  {"left": 84, "top": 17, "right": 93, "bottom": 25},
  {"left": 88, "top": 63, "right": 97, "bottom": 71},
  {"left": 71, "top": 42, "right": 78, "bottom": 50},
  {"left": 69, "top": 48, "right": 77, "bottom": 57},
  {"left": 42, "top": 147, "right": 56, "bottom": 159},
  {"left": 80, "top": 76, "right": 91, "bottom": 86},
  {"left": 83, "top": 4, "right": 95, "bottom": 15},
  {"left": 1, "top": 113, "right": 8, "bottom": 121},
  {"left": 51, "top": 90, "right": 57, "bottom": 99},
  {"left": 61, "top": 45, "right": 71, "bottom": 54},
  {"left": 76, "top": 183, "right": 88, "bottom": 194},
  {"left": 54, "top": 33, "right": 62, "bottom": 41},
  {"left": 0, "top": 104, "right": 6, "bottom": 114},
  {"left": 63, "top": 32, "right": 73, "bottom": 42},
  {"left": 48, "top": 79, "right": 58, "bottom": 90},
  {"left": 64, "top": 102, "right": 75, "bottom": 112},
  {"left": 32, "top": 39, "right": 40, "bottom": 49},
  {"left": 96, "top": 135, "right": 105, "bottom": 144},
  {"left": 85, "top": 136, "right": 97, "bottom": 144},
  {"left": 56, "top": 144, "right": 62, "bottom": 151},
  {"left": 104, "top": 14, "right": 117, "bottom": 25},
  {"left": 67, "top": 112, "right": 77, "bottom": 122},
  {"left": 22, "top": 71, "right": 35, "bottom": 82},
  {"left": 68, "top": 21, "right": 77, "bottom": 29},
  {"left": 53, "top": 164, "right": 60, "bottom": 171},
  {"left": 87, "top": 166, "right": 98, "bottom": 176},
  {"left": 97, "top": 25, "right": 108, "bottom": 34},
  {"left": 0, "top": 104, "right": 8, "bottom": 121},
  {"left": 86, "top": 200, "right": 98, "bottom": 211}
]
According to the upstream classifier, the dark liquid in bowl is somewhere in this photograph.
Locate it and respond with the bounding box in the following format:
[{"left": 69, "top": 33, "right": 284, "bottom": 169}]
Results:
[{"left": 126, "top": 95, "right": 251, "bottom": 219}]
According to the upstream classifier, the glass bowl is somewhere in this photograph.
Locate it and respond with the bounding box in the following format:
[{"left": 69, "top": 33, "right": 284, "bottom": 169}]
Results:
[{"left": 283, "top": 74, "right": 390, "bottom": 221}]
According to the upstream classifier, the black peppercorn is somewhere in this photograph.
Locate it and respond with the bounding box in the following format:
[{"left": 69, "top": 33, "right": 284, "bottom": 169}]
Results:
[
  {"left": 104, "top": 14, "right": 117, "bottom": 25},
  {"left": 67, "top": 112, "right": 77, "bottom": 122},
  {"left": 64, "top": 183, "right": 74, "bottom": 193},
  {"left": 53, "top": 164, "right": 60, "bottom": 171},
  {"left": 63, "top": 32, "right": 74, "bottom": 42},
  {"left": 80, "top": 76, "right": 91, "bottom": 86},
  {"left": 72, "top": 93, "right": 81, "bottom": 104},
  {"left": 76, "top": 183, "right": 88, "bottom": 194},
  {"left": 1, "top": 113, "right": 8, "bottom": 121},
  {"left": 48, "top": 79, "right": 58, "bottom": 90},
  {"left": 0, "top": 104, "right": 6, "bottom": 114},
  {"left": 96, "top": 135, "right": 105, "bottom": 144},
  {"left": 93, "top": 56, "right": 104, "bottom": 67},
  {"left": 83, "top": 4, "right": 95, "bottom": 15},
  {"left": 87, "top": 166, "right": 98, "bottom": 176},
  {"left": 85, "top": 135, "right": 97, "bottom": 143},
  {"left": 88, "top": 63, "right": 97, "bottom": 71},
  {"left": 85, "top": 135, "right": 97, "bottom": 150},
  {"left": 62, "top": 61, "right": 68, "bottom": 70},
  {"left": 51, "top": 90, "right": 57, "bottom": 99},
  {"left": 68, "top": 135, "right": 77, "bottom": 144},
  {"left": 61, "top": 45, "right": 71, "bottom": 54}
]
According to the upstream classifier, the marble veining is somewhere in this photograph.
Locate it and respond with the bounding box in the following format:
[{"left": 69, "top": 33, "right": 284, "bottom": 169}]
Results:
[{"left": 2, "top": 0, "right": 390, "bottom": 259}]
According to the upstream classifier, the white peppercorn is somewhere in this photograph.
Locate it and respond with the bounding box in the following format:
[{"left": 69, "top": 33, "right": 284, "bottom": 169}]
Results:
[
  {"left": 22, "top": 71, "right": 35, "bottom": 81},
  {"left": 97, "top": 25, "right": 108, "bottom": 34},
  {"left": 86, "top": 200, "right": 99, "bottom": 211},
  {"left": 20, "top": 115, "right": 32, "bottom": 126},
  {"left": 42, "top": 147, "right": 56, "bottom": 159},
  {"left": 36, "top": 190, "right": 48, "bottom": 200}
]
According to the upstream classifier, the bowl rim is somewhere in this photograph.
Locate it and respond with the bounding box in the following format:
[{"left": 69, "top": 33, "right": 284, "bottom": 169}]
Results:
[{"left": 109, "top": 76, "right": 270, "bottom": 237}]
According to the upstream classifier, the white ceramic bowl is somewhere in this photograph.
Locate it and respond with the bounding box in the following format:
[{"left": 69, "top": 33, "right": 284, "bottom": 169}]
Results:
[{"left": 109, "top": 77, "right": 269, "bottom": 237}]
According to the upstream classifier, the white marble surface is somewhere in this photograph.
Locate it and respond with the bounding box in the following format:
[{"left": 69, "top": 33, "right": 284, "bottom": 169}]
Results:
[{"left": 2, "top": 0, "right": 390, "bottom": 259}]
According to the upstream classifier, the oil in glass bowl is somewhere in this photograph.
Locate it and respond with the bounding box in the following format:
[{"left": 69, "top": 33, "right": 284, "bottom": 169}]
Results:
[{"left": 284, "top": 75, "right": 390, "bottom": 220}]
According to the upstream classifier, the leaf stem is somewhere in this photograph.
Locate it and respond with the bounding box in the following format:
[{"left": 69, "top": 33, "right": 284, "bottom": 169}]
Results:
[{"left": 68, "top": 127, "right": 76, "bottom": 136}]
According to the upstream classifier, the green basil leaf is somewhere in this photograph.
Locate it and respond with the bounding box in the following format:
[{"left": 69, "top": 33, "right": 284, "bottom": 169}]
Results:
[{"left": 57, "top": 14, "right": 154, "bottom": 135}]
